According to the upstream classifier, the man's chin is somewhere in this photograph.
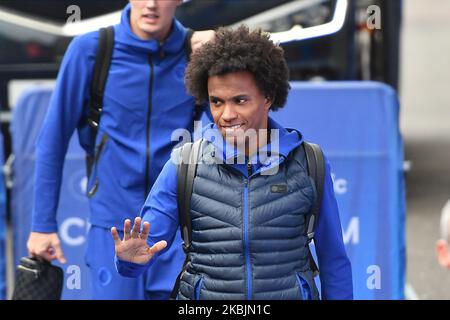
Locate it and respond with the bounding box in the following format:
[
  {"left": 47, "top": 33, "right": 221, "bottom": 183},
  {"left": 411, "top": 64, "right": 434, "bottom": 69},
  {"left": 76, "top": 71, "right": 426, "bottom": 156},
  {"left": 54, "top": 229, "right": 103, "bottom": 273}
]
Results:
[{"left": 138, "top": 24, "right": 160, "bottom": 35}]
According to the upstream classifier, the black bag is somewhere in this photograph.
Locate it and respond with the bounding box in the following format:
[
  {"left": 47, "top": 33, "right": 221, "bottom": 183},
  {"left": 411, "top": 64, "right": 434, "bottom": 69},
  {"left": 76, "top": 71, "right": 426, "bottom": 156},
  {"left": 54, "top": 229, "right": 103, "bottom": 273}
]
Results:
[{"left": 12, "top": 257, "right": 64, "bottom": 300}]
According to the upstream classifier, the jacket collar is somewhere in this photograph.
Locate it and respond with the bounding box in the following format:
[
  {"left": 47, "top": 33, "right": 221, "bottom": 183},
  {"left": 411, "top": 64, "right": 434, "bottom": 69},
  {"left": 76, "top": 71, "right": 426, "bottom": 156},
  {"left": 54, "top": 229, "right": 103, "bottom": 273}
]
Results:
[
  {"left": 200, "top": 117, "right": 303, "bottom": 169},
  {"left": 116, "top": 3, "right": 187, "bottom": 55}
]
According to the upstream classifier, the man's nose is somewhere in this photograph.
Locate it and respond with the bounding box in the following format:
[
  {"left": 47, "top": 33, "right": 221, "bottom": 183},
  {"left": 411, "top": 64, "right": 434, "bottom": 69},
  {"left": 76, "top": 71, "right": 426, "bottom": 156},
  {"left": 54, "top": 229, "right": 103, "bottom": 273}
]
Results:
[
  {"left": 221, "top": 103, "right": 238, "bottom": 121},
  {"left": 144, "top": 0, "right": 157, "bottom": 9}
]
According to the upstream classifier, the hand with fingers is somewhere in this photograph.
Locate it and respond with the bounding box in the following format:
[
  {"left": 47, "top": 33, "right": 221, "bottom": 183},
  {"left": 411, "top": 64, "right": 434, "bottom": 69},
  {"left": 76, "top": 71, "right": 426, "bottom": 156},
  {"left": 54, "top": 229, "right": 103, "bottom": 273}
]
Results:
[
  {"left": 111, "top": 217, "right": 167, "bottom": 265},
  {"left": 191, "top": 30, "right": 215, "bottom": 53},
  {"left": 27, "top": 232, "right": 67, "bottom": 264}
]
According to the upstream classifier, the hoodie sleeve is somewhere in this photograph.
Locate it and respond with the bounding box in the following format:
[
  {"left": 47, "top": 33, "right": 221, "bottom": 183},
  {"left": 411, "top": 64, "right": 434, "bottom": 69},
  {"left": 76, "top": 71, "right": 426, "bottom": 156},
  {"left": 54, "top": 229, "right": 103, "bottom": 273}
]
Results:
[
  {"left": 115, "top": 156, "right": 180, "bottom": 278},
  {"left": 31, "top": 33, "right": 96, "bottom": 233},
  {"left": 313, "top": 158, "right": 353, "bottom": 300}
]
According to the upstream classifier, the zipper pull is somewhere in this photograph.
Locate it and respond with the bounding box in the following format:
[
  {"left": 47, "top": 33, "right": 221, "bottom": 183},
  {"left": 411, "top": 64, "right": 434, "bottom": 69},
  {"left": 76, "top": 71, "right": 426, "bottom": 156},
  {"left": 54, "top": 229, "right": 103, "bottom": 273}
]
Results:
[
  {"left": 158, "top": 41, "right": 165, "bottom": 59},
  {"left": 247, "top": 162, "right": 253, "bottom": 177}
]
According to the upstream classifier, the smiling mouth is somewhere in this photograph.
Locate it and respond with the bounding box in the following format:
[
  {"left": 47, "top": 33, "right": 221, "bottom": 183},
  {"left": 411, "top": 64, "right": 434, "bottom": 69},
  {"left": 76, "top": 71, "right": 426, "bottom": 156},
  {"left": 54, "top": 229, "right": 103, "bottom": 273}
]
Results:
[
  {"left": 143, "top": 13, "right": 159, "bottom": 20},
  {"left": 222, "top": 123, "right": 245, "bottom": 130}
]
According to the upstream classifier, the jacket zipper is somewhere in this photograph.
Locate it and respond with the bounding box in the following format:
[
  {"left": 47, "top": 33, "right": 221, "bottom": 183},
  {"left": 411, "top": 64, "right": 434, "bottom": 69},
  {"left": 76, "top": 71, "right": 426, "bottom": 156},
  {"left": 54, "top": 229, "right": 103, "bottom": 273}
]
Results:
[
  {"left": 296, "top": 272, "right": 312, "bottom": 300},
  {"left": 145, "top": 55, "right": 154, "bottom": 196},
  {"left": 243, "top": 161, "right": 253, "bottom": 299}
]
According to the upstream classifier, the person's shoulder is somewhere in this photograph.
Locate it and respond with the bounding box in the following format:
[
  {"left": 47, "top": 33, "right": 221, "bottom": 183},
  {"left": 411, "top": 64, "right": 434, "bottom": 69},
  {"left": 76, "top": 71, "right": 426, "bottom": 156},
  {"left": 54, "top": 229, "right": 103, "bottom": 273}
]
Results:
[{"left": 66, "top": 30, "right": 101, "bottom": 57}]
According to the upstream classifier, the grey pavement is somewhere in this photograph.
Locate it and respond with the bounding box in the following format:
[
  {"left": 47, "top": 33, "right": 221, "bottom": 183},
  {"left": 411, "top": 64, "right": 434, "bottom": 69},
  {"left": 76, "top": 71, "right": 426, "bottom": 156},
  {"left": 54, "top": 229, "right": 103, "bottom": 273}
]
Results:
[{"left": 401, "top": 0, "right": 450, "bottom": 300}]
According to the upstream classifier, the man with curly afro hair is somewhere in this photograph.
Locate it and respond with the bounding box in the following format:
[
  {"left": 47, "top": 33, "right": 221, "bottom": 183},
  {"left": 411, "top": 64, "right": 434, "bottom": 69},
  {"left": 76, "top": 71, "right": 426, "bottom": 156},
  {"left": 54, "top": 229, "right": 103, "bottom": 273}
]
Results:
[
  {"left": 185, "top": 25, "right": 290, "bottom": 112},
  {"left": 113, "top": 25, "right": 353, "bottom": 300}
]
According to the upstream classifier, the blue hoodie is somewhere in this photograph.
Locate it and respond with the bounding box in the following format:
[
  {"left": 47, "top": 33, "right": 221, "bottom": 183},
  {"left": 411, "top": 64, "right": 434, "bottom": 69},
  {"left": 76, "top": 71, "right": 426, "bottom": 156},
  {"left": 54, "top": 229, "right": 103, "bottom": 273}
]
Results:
[
  {"left": 32, "top": 4, "right": 203, "bottom": 232},
  {"left": 116, "top": 118, "right": 353, "bottom": 300}
]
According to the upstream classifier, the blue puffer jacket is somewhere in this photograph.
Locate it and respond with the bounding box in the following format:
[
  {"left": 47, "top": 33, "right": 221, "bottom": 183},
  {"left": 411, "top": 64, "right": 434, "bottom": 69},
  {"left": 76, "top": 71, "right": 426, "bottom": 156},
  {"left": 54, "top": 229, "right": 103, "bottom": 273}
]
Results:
[
  {"left": 116, "top": 118, "right": 353, "bottom": 300},
  {"left": 32, "top": 4, "right": 199, "bottom": 232}
]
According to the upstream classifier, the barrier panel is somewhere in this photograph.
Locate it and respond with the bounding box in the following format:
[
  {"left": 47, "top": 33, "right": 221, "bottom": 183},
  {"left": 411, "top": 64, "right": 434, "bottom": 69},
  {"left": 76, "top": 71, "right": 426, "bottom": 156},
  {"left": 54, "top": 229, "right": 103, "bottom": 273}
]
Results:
[
  {"left": 270, "top": 81, "right": 405, "bottom": 299},
  {"left": 10, "top": 87, "right": 92, "bottom": 299},
  {"left": 12, "top": 81, "right": 405, "bottom": 300}
]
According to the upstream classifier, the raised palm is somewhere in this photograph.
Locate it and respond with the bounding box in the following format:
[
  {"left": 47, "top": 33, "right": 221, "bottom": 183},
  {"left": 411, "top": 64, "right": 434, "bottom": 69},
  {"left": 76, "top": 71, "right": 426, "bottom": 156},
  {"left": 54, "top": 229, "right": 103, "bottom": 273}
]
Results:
[{"left": 111, "top": 217, "right": 167, "bottom": 265}]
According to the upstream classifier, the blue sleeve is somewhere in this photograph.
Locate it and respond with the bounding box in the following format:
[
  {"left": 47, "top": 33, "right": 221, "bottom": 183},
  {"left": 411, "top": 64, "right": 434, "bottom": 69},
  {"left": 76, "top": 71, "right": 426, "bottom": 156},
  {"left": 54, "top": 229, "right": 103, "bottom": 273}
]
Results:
[
  {"left": 31, "top": 34, "right": 96, "bottom": 233},
  {"left": 115, "top": 157, "right": 180, "bottom": 278},
  {"left": 314, "top": 158, "right": 353, "bottom": 300}
]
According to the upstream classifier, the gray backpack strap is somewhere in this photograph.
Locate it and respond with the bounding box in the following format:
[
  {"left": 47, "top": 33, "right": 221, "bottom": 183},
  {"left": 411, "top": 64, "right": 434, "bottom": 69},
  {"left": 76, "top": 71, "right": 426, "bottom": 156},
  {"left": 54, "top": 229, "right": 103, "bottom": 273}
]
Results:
[
  {"left": 303, "top": 142, "right": 325, "bottom": 242},
  {"left": 176, "top": 139, "right": 203, "bottom": 252},
  {"left": 302, "top": 141, "right": 325, "bottom": 277},
  {"left": 171, "top": 139, "right": 203, "bottom": 299}
]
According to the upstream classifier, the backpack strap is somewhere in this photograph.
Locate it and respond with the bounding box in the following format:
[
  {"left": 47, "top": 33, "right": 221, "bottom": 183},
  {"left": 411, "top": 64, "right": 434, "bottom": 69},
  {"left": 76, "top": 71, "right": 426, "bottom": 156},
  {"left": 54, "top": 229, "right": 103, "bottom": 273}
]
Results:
[
  {"left": 177, "top": 139, "right": 203, "bottom": 253},
  {"left": 302, "top": 141, "right": 325, "bottom": 277},
  {"left": 303, "top": 142, "right": 325, "bottom": 241},
  {"left": 184, "top": 28, "right": 203, "bottom": 124},
  {"left": 86, "top": 26, "right": 114, "bottom": 176},
  {"left": 170, "top": 139, "right": 203, "bottom": 299},
  {"left": 184, "top": 28, "right": 194, "bottom": 59},
  {"left": 88, "top": 26, "right": 114, "bottom": 131}
]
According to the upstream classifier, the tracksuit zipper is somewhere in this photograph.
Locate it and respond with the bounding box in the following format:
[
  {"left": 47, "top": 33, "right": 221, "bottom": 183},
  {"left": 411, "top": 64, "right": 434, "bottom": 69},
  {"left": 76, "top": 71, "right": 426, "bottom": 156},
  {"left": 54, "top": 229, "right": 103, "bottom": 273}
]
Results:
[
  {"left": 243, "top": 162, "right": 253, "bottom": 300},
  {"left": 145, "top": 55, "right": 154, "bottom": 196}
]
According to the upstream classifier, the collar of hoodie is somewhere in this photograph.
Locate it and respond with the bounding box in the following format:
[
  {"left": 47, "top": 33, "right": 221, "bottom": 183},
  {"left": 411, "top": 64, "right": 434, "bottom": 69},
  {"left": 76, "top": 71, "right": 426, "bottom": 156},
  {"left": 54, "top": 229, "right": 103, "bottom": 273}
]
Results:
[
  {"left": 200, "top": 117, "right": 304, "bottom": 169},
  {"left": 116, "top": 3, "right": 187, "bottom": 55}
]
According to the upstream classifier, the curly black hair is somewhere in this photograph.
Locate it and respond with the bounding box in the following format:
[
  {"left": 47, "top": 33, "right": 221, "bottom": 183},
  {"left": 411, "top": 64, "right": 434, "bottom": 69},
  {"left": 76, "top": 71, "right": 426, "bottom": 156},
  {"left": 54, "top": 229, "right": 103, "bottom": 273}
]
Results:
[{"left": 185, "top": 25, "right": 290, "bottom": 111}]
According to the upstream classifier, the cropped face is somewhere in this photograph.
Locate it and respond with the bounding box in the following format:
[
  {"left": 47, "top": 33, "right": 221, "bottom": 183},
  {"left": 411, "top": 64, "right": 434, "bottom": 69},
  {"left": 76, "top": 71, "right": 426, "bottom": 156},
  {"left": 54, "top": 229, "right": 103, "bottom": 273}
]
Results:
[
  {"left": 129, "top": 0, "right": 182, "bottom": 41},
  {"left": 436, "top": 239, "right": 450, "bottom": 269},
  {"left": 208, "top": 71, "right": 272, "bottom": 153}
]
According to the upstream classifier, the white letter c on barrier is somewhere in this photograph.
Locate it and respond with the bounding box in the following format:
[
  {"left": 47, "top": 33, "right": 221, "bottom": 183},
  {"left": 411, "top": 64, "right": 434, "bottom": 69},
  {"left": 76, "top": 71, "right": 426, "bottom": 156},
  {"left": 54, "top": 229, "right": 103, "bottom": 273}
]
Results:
[{"left": 60, "top": 218, "right": 86, "bottom": 246}]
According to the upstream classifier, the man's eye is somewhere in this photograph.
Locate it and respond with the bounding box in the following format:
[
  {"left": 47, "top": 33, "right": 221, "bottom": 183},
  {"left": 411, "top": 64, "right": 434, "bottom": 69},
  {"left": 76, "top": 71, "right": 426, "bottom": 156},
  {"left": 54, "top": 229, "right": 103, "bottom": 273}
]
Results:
[
  {"left": 236, "top": 98, "right": 247, "bottom": 104},
  {"left": 210, "top": 100, "right": 222, "bottom": 106}
]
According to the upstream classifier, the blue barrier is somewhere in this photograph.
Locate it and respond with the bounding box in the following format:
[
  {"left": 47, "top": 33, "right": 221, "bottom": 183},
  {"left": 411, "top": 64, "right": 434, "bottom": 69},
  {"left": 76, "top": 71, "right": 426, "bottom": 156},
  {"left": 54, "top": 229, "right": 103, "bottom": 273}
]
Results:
[
  {"left": 270, "top": 81, "right": 406, "bottom": 299},
  {"left": 0, "top": 132, "right": 7, "bottom": 300},
  {"left": 10, "top": 86, "right": 92, "bottom": 299},
  {"left": 12, "top": 81, "right": 405, "bottom": 300}
]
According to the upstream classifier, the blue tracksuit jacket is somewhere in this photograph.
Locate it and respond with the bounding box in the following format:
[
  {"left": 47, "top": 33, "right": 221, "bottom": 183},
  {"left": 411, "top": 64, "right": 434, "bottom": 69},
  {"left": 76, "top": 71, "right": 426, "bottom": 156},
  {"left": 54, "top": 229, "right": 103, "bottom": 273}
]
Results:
[{"left": 32, "top": 3, "right": 201, "bottom": 297}]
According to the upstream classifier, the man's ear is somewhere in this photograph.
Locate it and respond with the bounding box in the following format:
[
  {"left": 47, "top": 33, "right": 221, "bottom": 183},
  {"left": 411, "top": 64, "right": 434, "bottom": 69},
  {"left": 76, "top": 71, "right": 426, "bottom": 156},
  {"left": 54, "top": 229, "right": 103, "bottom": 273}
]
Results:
[
  {"left": 436, "top": 239, "right": 450, "bottom": 269},
  {"left": 264, "top": 97, "right": 273, "bottom": 111}
]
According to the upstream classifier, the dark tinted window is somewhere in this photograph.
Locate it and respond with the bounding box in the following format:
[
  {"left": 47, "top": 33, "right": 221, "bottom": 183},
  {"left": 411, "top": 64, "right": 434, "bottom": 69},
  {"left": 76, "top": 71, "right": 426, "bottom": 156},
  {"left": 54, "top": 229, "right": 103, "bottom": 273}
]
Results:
[
  {"left": 0, "top": 0, "right": 127, "bottom": 24},
  {"left": 176, "top": 0, "right": 293, "bottom": 30}
]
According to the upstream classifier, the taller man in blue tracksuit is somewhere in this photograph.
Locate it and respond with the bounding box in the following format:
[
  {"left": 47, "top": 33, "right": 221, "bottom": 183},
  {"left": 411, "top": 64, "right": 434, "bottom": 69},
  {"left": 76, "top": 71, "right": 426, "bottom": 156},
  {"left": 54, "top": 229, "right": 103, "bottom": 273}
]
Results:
[
  {"left": 27, "top": 1, "right": 214, "bottom": 299},
  {"left": 112, "top": 25, "right": 353, "bottom": 299}
]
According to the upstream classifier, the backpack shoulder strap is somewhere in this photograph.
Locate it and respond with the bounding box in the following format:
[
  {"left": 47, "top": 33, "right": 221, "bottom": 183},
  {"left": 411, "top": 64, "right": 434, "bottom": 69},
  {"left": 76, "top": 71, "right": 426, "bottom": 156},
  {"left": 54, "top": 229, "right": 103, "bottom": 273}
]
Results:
[
  {"left": 297, "top": 141, "right": 325, "bottom": 277},
  {"left": 176, "top": 139, "right": 203, "bottom": 253},
  {"left": 303, "top": 141, "right": 325, "bottom": 242},
  {"left": 171, "top": 139, "right": 203, "bottom": 299},
  {"left": 184, "top": 28, "right": 194, "bottom": 60},
  {"left": 88, "top": 26, "right": 115, "bottom": 136},
  {"left": 183, "top": 28, "right": 203, "bottom": 123},
  {"left": 85, "top": 26, "right": 114, "bottom": 177}
]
